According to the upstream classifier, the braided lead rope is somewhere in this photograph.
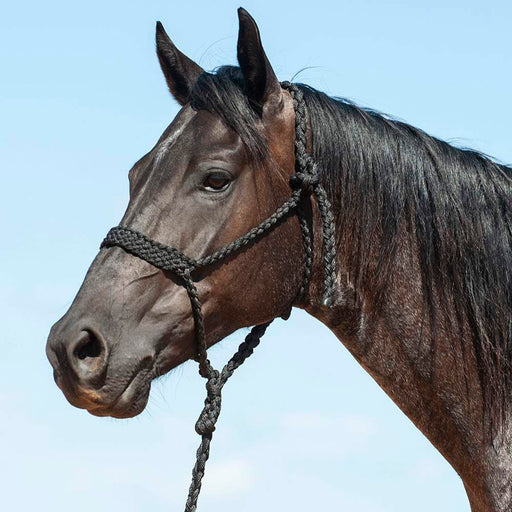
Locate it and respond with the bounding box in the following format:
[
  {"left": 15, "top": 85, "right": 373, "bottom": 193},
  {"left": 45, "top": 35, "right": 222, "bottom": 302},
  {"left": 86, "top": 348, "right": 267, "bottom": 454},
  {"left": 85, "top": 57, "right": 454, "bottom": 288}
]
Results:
[
  {"left": 99, "top": 82, "right": 337, "bottom": 512},
  {"left": 184, "top": 323, "right": 271, "bottom": 512},
  {"left": 179, "top": 268, "right": 271, "bottom": 512}
]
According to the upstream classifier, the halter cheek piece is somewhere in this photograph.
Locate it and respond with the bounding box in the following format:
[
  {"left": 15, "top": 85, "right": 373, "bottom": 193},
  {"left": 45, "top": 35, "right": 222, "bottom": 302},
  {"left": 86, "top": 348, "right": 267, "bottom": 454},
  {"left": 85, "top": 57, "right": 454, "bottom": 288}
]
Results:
[{"left": 101, "top": 82, "right": 336, "bottom": 512}]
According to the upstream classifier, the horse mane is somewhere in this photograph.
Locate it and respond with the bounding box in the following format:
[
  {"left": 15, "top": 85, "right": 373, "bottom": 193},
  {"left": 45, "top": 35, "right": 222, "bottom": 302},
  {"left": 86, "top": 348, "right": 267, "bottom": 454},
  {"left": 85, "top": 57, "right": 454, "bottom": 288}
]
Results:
[{"left": 190, "top": 65, "right": 512, "bottom": 428}]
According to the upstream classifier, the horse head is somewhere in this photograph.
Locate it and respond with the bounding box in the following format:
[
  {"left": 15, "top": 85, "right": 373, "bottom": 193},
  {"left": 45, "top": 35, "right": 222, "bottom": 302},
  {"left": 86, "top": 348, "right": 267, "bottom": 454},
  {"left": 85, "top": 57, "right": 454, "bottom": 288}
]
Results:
[{"left": 46, "top": 9, "right": 306, "bottom": 418}]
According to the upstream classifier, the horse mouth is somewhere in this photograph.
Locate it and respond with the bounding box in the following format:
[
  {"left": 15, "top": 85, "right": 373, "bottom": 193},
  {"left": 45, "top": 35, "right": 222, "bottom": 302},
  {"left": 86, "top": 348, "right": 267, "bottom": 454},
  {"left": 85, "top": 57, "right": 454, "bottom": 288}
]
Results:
[
  {"left": 54, "top": 364, "right": 154, "bottom": 419},
  {"left": 87, "top": 369, "right": 153, "bottom": 419}
]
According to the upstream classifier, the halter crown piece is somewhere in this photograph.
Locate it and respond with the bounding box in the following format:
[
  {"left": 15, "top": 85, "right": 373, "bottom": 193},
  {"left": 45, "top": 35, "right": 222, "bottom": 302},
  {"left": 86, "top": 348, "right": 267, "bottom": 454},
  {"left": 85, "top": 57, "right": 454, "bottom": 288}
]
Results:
[{"left": 101, "top": 82, "right": 337, "bottom": 511}]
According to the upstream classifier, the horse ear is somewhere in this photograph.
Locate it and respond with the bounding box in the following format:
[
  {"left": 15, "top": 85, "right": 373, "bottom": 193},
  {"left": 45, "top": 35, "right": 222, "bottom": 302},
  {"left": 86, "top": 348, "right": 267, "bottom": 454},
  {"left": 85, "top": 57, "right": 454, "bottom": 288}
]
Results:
[
  {"left": 236, "top": 8, "right": 283, "bottom": 115},
  {"left": 155, "top": 21, "right": 204, "bottom": 106}
]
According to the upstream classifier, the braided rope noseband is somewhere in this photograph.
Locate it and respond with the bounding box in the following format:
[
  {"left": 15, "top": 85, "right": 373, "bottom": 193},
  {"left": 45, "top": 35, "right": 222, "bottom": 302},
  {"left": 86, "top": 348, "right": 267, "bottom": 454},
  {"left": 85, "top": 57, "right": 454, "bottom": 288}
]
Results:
[{"left": 100, "top": 82, "right": 336, "bottom": 511}]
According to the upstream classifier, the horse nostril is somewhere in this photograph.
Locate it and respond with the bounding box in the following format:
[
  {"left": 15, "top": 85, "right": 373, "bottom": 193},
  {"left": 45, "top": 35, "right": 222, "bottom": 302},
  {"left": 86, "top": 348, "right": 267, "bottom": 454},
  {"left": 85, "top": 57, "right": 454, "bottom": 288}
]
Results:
[
  {"left": 74, "top": 330, "right": 103, "bottom": 360},
  {"left": 69, "top": 330, "right": 108, "bottom": 384}
]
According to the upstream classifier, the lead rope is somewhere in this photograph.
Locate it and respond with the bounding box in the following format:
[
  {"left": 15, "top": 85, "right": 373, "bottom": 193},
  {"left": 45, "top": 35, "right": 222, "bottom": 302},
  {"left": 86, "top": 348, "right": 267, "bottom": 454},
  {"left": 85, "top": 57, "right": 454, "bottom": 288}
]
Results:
[
  {"left": 183, "top": 272, "right": 271, "bottom": 511},
  {"left": 100, "top": 82, "right": 337, "bottom": 512},
  {"left": 182, "top": 82, "right": 336, "bottom": 512}
]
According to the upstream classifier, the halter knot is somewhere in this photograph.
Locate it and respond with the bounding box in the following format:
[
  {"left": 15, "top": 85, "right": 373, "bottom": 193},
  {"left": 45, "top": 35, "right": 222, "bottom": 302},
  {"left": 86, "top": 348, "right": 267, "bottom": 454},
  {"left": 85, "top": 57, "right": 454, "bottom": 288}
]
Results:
[
  {"left": 289, "top": 165, "right": 319, "bottom": 194},
  {"left": 194, "top": 376, "right": 222, "bottom": 436}
]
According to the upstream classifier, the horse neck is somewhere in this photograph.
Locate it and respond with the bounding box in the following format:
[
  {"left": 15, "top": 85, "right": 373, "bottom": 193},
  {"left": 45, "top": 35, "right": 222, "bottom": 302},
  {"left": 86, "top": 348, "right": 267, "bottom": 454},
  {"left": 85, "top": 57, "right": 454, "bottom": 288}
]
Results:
[
  {"left": 303, "top": 215, "right": 512, "bottom": 511},
  {"left": 296, "top": 94, "right": 512, "bottom": 509}
]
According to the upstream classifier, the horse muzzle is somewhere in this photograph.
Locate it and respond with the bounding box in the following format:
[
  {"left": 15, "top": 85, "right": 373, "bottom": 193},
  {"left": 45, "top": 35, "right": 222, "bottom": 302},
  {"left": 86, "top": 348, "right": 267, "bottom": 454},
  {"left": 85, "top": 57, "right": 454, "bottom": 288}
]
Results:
[{"left": 46, "top": 319, "right": 154, "bottom": 418}]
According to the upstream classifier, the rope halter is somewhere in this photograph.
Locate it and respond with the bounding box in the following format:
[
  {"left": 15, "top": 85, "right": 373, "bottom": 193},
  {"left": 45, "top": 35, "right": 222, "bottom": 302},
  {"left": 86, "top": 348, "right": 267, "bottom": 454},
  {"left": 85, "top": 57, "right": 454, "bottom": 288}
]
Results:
[{"left": 100, "top": 82, "right": 337, "bottom": 511}]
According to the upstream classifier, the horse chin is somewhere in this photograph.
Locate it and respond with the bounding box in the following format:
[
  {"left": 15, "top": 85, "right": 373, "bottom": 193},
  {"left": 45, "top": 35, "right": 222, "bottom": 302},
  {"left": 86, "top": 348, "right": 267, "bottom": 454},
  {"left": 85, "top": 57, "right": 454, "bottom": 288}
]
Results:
[
  {"left": 56, "top": 365, "right": 154, "bottom": 419},
  {"left": 87, "top": 390, "right": 150, "bottom": 419},
  {"left": 86, "top": 378, "right": 152, "bottom": 419}
]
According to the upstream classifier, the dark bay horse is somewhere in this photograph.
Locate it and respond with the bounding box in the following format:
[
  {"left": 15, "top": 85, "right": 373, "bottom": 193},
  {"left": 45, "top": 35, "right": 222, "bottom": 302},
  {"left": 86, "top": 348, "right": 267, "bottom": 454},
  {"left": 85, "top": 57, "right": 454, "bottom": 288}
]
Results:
[{"left": 46, "top": 8, "right": 512, "bottom": 512}]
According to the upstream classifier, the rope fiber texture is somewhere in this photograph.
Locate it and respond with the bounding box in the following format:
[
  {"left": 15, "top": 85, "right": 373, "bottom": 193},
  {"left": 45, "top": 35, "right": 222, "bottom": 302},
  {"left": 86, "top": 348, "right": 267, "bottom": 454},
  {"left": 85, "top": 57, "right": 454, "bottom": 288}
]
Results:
[{"left": 100, "top": 82, "right": 337, "bottom": 511}]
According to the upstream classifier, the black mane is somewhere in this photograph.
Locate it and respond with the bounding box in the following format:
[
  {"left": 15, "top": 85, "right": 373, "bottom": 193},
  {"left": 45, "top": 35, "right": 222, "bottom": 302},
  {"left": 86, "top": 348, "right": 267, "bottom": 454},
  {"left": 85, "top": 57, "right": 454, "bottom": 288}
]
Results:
[{"left": 191, "top": 65, "right": 512, "bottom": 427}]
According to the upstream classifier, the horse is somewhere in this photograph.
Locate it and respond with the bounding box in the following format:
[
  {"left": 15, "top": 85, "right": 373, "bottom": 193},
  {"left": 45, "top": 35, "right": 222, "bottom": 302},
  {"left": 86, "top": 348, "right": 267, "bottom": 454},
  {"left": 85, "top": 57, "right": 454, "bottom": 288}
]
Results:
[{"left": 46, "top": 8, "right": 512, "bottom": 512}]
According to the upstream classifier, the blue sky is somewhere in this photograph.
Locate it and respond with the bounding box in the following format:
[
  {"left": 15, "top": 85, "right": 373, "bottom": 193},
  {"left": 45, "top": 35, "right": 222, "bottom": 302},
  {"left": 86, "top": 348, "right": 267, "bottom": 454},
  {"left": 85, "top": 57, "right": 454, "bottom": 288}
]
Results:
[{"left": 2, "top": 0, "right": 511, "bottom": 510}]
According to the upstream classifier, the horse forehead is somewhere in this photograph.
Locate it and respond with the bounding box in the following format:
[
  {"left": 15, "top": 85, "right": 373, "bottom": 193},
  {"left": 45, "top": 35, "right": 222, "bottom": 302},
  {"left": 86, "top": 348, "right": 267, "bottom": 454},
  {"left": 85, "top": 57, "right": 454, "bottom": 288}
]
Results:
[
  {"left": 154, "top": 106, "right": 197, "bottom": 162},
  {"left": 157, "top": 108, "right": 242, "bottom": 163}
]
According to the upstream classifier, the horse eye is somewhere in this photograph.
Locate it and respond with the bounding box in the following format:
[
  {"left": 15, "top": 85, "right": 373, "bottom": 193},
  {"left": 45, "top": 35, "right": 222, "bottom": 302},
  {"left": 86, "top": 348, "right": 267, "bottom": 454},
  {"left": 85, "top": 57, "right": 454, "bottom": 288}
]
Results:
[{"left": 203, "top": 172, "right": 231, "bottom": 192}]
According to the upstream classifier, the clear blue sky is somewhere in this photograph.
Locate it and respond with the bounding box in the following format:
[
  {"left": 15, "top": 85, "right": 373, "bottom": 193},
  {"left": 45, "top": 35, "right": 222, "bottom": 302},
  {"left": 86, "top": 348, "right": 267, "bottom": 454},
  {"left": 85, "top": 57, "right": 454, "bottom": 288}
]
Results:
[{"left": 2, "top": 1, "right": 511, "bottom": 510}]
